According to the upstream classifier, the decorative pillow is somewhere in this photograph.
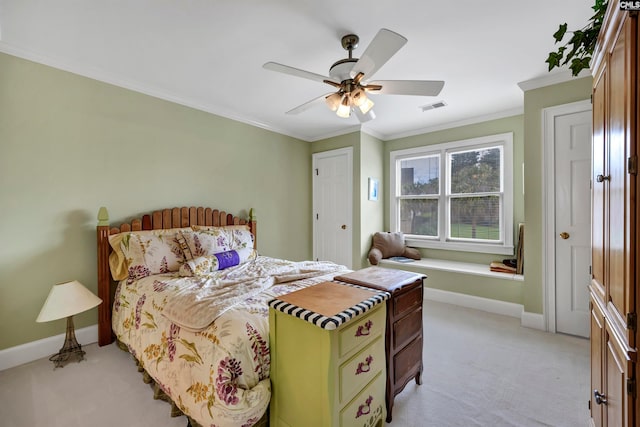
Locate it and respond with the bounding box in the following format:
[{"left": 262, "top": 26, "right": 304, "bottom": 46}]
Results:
[
  {"left": 227, "top": 228, "right": 254, "bottom": 250},
  {"left": 109, "top": 228, "right": 189, "bottom": 283},
  {"left": 176, "top": 229, "right": 232, "bottom": 261},
  {"left": 367, "top": 231, "right": 421, "bottom": 265},
  {"left": 179, "top": 247, "right": 257, "bottom": 276},
  {"left": 108, "top": 233, "right": 129, "bottom": 281},
  {"left": 191, "top": 224, "right": 254, "bottom": 249}
]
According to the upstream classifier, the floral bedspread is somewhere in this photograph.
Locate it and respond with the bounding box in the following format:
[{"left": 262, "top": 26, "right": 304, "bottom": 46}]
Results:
[{"left": 112, "top": 256, "right": 349, "bottom": 427}]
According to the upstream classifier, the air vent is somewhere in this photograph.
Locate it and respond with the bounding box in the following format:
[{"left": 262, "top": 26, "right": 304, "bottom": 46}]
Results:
[{"left": 420, "top": 101, "right": 447, "bottom": 112}]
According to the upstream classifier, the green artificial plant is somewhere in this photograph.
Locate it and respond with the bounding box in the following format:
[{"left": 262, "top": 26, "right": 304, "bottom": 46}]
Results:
[{"left": 546, "top": 0, "right": 608, "bottom": 76}]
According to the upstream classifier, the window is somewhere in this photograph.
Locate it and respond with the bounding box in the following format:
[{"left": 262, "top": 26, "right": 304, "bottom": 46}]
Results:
[{"left": 390, "top": 133, "right": 514, "bottom": 254}]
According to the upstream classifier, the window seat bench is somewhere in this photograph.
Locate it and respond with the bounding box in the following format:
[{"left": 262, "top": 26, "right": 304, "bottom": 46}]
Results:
[{"left": 379, "top": 258, "right": 524, "bottom": 282}]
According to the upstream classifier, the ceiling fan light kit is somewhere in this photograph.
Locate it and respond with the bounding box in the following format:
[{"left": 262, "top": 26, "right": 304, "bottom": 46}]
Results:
[
  {"left": 325, "top": 87, "right": 375, "bottom": 118},
  {"left": 264, "top": 28, "right": 444, "bottom": 122}
]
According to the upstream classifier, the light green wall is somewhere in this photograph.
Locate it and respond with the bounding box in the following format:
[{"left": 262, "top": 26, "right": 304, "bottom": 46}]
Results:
[
  {"left": 521, "top": 76, "right": 592, "bottom": 313},
  {"left": 384, "top": 116, "right": 525, "bottom": 304},
  {"left": 311, "top": 132, "right": 360, "bottom": 154},
  {"left": 359, "top": 133, "right": 384, "bottom": 268},
  {"left": 0, "top": 52, "right": 311, "bottom": 350}
]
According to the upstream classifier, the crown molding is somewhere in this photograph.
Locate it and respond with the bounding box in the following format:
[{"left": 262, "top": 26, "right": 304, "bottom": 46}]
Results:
[
  {"left": 382, "top": 107, "right": 524, "bottom": 141},
  {"left": 517, "top": 69, "right": 591, "bottom": 92}
]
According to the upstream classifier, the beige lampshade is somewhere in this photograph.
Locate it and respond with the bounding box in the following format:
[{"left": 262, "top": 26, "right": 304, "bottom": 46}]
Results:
[{"left": 36, "top": 280, "right": 102, "bottom": 323}]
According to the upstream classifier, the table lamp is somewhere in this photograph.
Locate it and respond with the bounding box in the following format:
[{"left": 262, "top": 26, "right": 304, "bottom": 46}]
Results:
[{"left": 36, "top": 280, "right": 102, "bottom": 368}]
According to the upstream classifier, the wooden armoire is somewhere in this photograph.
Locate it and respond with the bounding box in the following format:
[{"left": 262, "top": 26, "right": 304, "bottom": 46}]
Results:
[{"left": 589, "top": 3, "right": 638, "bottom": 426}]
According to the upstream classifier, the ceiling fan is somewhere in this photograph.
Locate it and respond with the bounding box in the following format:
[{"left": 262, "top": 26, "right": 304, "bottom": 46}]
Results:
[{"left": 263, "top": 28, "right": 444, "bottom": 123}]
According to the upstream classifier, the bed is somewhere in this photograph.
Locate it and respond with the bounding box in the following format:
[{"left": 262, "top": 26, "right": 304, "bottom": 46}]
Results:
[{"left": 96, "top": 206, "right": 350, "bottom": 427}]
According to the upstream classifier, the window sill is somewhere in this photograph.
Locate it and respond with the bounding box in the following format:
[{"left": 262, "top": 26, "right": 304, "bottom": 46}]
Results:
[
  {"left": 379, "top": 258, "right": 524, "bottom": 282},
  {"left": 405, "top": 238, "right": 514, "bottom": 256}
]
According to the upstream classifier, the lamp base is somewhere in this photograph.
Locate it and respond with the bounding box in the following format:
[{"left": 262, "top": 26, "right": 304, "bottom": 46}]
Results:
[{"left": 49, "top": 316, "right": 86, "bottom": 369}]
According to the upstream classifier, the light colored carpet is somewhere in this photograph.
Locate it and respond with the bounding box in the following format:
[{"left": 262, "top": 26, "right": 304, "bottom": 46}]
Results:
[
  {"left": 0, "top": 300, "right": 590, "bottom": 427},
  {"left": 391, "top": 301, "right": 590, "bottom": 427}
]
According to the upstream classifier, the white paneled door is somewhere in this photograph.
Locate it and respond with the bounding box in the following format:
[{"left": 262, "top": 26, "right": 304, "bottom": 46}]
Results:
[
  {"left": 553, "top": 106, "right": 592, "bottom": 338},
  {"left": 312, "top": 148, "right": 353, "bottom": 269}
]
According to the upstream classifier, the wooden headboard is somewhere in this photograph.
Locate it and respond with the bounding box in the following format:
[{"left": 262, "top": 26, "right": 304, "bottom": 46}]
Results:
[{"left": 96, "top": 206, "right": 257, "bottom": 346}]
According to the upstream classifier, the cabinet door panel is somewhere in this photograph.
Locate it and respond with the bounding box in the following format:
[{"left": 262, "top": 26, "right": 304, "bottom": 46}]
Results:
[
  {"left": 590, "top": 297, "right": 604, "bottom": 426},
  {"left": 592, "top": 67, "right": 607, "bottom": 300},
  {"left": 607, "top": 23, "right": 629, "bottom": 324},
  {"left": 605, "top": 324, "right": 630, "bottom": 427}
]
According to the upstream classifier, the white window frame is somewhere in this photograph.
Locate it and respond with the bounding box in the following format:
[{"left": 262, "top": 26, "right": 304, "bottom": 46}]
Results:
[{"left": 390, "top": 132, "right": 514, "bottom": 255}]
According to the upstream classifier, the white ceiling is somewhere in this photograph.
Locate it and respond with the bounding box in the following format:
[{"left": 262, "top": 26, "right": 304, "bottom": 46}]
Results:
[{"left": 0, "top": 0, "right": 594, "bottom": 142}]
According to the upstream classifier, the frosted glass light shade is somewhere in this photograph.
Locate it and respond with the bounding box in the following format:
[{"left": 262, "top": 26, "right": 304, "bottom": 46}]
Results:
[
  {"left": 36, "top": 280, "right": 102, "bottom": 323},
  {"left": 350, "top": 88, "right": 366, "bottom": 107},
  {"left": 358, "top": 97, "right": 375, "bottom": 114},
  {"left": 325, "top": 93, "right": 342, "bottom": 111},
  {"left": 336, "top": 97, "right": 351, "bottom": 118}
]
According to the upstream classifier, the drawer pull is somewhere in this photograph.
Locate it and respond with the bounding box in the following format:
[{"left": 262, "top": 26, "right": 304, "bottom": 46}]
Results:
[
  {"left": 355, "top": 320, "right": 373, "bottom": 337},
  {"left": 356, "top": 395, "right": 373, "bottom": 418},
  {"left": 355, "top": 355, "right": 373, "bottom": 375}
]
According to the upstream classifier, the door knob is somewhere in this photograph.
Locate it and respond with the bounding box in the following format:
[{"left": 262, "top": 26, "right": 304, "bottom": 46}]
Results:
[
  {"left": 596, "top": 174, "right": 610, "bottom": 182},
  {"left": 593, "top": 390, "right": 607, "bottom": 405},
  {"left": 560, "top": 232, "right": 570, "bottom": 240},
  {"left": 341, "top": 224, "right": 347, "bottom": 230}
]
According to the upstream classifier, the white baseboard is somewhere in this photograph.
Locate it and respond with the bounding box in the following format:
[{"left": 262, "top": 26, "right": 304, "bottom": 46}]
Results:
[
  {"left": 424, "top": 287, "right": 523, "bottom": 318},
  {"left": 0, "top": 325, "right": 98, "bottom": 371},
  {"left": 424, "top": 287, "right": 546, "bottom": 331},
  {"left": 521, "top": 311, "right": 546, "bottom": 331}
]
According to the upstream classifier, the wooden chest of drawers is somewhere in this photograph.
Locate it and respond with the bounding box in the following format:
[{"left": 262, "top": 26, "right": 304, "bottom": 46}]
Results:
[
  {"left": 268, "top": 281, "right": 390, "bottom": 427},
  {"left": 335, "top": 267, "right": 425, "bottom": 422}
]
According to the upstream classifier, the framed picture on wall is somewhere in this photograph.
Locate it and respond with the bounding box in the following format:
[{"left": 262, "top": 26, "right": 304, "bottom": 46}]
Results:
[{"left": 368, "top": 178, "right": 379, "bottom": 201}]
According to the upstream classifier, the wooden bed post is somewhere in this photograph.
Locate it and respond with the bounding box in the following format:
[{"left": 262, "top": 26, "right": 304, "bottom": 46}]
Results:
[{"left": 97, "top": 207, "right": 113, "bottom": 346}]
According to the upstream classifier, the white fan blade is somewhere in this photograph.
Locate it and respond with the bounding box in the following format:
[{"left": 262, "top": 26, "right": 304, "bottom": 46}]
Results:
[
  {"left": 285, "top": 93, "right": 333, "bottom": 115},
  {"left": 350, "top": 29, "right": 407, "bottom": 79},
  {"left": 368, "top": 80, "right": 444, "bottom": 96},
  {"left": 263, "top": 62, "right": 335, "bottom": 84},
  {"left": 354, "top": 108, "right": 376, "bottom": 123}
]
